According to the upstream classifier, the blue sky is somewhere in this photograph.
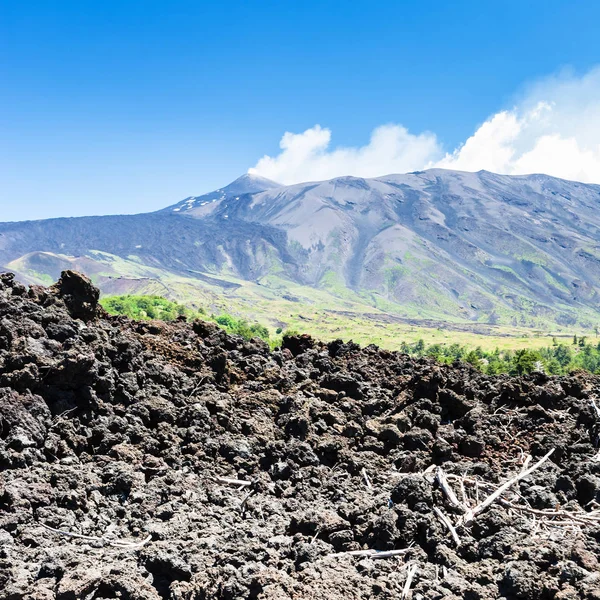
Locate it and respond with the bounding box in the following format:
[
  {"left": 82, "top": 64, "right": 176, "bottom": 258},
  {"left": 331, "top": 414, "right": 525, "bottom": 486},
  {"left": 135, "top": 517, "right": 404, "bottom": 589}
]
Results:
[{"left": 2, "top": 0, "right": 600, "bottom": 221}]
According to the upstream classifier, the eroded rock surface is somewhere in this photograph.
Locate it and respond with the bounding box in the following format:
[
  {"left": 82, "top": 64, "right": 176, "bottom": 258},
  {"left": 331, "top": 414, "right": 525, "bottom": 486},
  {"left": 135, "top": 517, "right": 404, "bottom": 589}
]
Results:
[{"left": 1, "top": 272, "right": 600, "bottom": 599}]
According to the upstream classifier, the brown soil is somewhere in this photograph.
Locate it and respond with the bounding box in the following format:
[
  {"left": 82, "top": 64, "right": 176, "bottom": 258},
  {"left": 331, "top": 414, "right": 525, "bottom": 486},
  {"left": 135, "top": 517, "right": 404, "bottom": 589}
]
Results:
[{"left": 1, "top": 271, "right": 599, "bottom": 600}]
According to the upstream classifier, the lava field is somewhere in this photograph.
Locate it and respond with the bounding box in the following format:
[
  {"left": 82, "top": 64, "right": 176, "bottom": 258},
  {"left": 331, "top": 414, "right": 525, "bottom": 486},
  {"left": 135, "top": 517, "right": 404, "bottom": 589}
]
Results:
[{"left": 1, "top": 271, "right": 600, "bottom": 599}]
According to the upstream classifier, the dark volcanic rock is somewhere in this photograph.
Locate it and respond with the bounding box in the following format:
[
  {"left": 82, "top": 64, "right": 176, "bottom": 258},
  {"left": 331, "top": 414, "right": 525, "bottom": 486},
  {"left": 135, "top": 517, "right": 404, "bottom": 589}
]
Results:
[
  {"left": 50, "top": 270, "right": 100, "bottom": 321},
  {"left": 1, "top": 272, "right": 600, "bottom": 600}
]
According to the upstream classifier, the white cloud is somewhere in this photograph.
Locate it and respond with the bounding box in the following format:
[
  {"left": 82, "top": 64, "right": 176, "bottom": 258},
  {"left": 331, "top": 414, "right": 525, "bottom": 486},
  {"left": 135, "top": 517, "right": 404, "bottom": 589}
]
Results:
[
  {"left": 248, "top": 124, "right": 442, "bottom": 184},
  {"left": 250, "top": 67, "right": 600, "bottom": 184}
]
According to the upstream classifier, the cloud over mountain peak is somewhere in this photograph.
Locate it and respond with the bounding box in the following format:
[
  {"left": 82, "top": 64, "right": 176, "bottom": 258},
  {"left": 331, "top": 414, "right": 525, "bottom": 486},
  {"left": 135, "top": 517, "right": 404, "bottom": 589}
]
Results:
[{"left": 250, "top": 67, "right": 600, "bottom": 184}]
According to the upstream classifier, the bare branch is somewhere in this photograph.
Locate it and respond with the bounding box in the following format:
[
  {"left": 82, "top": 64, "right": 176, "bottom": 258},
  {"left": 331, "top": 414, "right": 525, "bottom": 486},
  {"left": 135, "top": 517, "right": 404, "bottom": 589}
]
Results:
[
  {"left": 459, "top": 448, "right": 555, "bottom": 526},
  {"left": 498, "top": 498, "right": 600, "bottom": 526},
  {"left": 188, "top": 376, "right": 207, "bottom": 398},
  {"left": 401, "top": 563, "right": 418, "bottom": 600},
  {"left": 361, "top": 468, "right": 372, "bottom": 489},
  {"left": 40, "top": 523, "right": 101, "bottom": 542},
  {"left": 214, "top": 476, "right": 252, "bottom": 488},
  {"left": 328, "top": 548, "right": 410, "bottom": 559},
  {"left": 433, "top": 507, "right": 461, "bottom": 546},
  {"left": 39, "top": 522, "right": 151, "bottom": 549},
  {"left": 436, "top": 468, "right": 464, "bottom": 510},
  {"left": 590, "top": 397, "right": 600, "bottom": 419}
]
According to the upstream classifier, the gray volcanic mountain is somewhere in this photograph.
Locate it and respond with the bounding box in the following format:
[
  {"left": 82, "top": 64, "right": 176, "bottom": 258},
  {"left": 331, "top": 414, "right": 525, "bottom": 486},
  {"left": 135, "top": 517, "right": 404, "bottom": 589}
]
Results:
[{"left": 2, "top": 169, "right": 600, "bottom": 329}]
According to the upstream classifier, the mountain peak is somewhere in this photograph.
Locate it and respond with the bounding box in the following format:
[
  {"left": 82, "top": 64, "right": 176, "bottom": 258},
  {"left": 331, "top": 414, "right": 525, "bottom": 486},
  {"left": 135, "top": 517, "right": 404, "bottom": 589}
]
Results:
[
  {"left": 223, "top": 173, "right": 281, "bottom": 195},
  {"left": 160, "top": 173, "right": 281, "bottom": 214}
]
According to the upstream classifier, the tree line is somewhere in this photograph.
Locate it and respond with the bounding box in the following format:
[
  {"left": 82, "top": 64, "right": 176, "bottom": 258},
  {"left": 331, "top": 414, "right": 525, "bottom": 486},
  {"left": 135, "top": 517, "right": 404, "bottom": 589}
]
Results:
[{"left": 400, "top": 335, "right": 600, "bottom": 375}]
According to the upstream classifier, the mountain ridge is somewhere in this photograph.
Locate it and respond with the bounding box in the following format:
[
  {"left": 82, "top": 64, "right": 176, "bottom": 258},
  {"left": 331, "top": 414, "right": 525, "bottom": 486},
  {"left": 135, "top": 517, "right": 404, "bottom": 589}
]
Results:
[{"left": 2, "top": 168, "right": 600, "bottom": 331}]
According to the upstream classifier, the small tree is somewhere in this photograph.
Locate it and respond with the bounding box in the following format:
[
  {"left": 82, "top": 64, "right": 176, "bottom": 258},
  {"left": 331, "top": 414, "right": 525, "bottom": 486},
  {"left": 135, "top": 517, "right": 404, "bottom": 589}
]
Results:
[
  {"left": 465, "top": 350, "right": 481, "bottom": 369},
  {"left": 554, "top": 344, "right": 573, "bottom": 368},
  {"left": 512, "top": 349, "right": 540, "bottom": 375}
]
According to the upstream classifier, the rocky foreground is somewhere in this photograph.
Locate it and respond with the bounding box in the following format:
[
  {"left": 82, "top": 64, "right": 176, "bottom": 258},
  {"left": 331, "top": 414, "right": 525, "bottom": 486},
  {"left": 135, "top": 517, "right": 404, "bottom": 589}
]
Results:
[{"left": 1, "top": 272, "right": 600, "bottom": 600}]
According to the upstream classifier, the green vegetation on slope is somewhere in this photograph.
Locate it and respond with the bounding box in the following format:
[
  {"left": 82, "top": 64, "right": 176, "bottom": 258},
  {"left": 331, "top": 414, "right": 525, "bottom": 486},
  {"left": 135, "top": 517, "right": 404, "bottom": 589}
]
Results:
[
  {"left": 101, "top": 295, "right": 203, "bottom": 321},
  {"left": 213, "top": 314, "right": 271, "bottom": 343},
  {"left": 101, "top": 294, "right": 600, "bottom": 375},
  {"left": 101, "top": 294, "right": 272, "bottom": 344}
]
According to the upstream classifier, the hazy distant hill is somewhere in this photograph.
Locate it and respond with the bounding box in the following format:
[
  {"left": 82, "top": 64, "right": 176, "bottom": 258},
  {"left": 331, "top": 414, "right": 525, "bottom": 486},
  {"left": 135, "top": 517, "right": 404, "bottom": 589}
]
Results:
[{"left": 3, "top": 169, "right": 600, "bottom": 329}]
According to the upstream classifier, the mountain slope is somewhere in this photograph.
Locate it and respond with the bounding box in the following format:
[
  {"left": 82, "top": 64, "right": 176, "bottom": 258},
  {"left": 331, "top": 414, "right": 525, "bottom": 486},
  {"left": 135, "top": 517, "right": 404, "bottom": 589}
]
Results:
[{"left": 2, "top": 169, "right": 600, "bottom": 329}]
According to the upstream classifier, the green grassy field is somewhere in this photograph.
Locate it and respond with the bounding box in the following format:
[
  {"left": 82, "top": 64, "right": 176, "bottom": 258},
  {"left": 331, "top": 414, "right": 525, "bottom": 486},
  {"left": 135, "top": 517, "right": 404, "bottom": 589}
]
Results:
[{"left": 87, "top": 262, "right": 594, "bottom": 353}]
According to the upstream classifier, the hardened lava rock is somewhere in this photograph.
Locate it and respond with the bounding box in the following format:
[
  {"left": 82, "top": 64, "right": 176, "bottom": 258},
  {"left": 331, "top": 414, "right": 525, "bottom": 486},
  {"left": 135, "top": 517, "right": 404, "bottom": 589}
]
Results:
[{"left": 0, "top": 271, "right": 599, "bottom": 599}]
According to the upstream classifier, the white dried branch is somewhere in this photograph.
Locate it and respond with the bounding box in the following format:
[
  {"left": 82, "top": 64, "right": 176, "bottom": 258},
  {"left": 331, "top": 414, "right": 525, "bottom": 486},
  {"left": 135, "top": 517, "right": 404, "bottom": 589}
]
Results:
[
  {"left": 188, "top": 376, "right": 207, "bottom": 398},
  {"left": 39, "top": 522, "right": 151, "bottom": 549},
  {"left": 310, "top": 527, "right": 322, "bottom": 545},
  {"left": 435, "top": 468, "right": 464, "bottom": 510},
  {"left": 361, "top": 468, "right": 372, "bottom": 489},
  {"left": 328, "top": 548, "right": 410, "bottom": 559},
  {"left": 420, "top": 464, "right": 437, "bottom": 483},
  {"left": 239, "top": 488, "right": 256, "bottom": 513},
  {"left": 39, "top": 523, "right": 100, "bottom": 542},
  {"left": 401, "top": 563, "right": 418, "bottom": 600},
  {"left": 498, "top": 498, "right": 600, "bottom": 526},
  {"left": 433, "top": 507, "right": 461, "bottom": 547},
  {"left": 458, "top": 448, "right": 555, "bottom": 527},
  {"left": 458, "top": 476, "right": 468, "bottom": 507},
  {"left": 109, "top": 536, "right": 153, "bottom": 549},
  {"left": 446, "top": 474, "right": 499, "bottom": 492},
  {"left": 214, "top": 476, "right": 252, "bottom": 488}
]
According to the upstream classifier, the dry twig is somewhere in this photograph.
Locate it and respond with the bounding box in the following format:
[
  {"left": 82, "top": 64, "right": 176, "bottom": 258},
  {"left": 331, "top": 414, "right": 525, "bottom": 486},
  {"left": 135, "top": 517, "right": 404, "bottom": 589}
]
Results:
[
  {"left": 188, "top": 376, "right": 207, "bottom": 398},
  {"left": 310, "top": 527, "right": 322, "bottom": 545},
  {"left": 39, "top": 523, "right": 151, "bottom": 549},
  {"left": 328, "top": 548, "right": 410, "bottom": 559},
  {"left": 458, "top": 448, "right": 555, "bottom": 526},
  {"left": 498, "top": 498, "right": 600, "bottom": 527},
  {"left": 590, "top": 397, "right": 600, "bottom": 419},
  {"left": 401, "top": 563, "right": 418, "bottom": 600},
  {"left": 433, "top": 507, "right": 461, "bottom": 547},
  {"left": 361, "top": 468, "right": 373, "bottom": 489},
  {"left": 436, "top": 468, "right": 464, "bottom": 510},
  {"left": 214, "top": 476, "right": 252, "bottom": 488},
  {"left": 239, "top": 488, "right": 256, "bottom": 513}
]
